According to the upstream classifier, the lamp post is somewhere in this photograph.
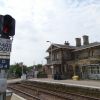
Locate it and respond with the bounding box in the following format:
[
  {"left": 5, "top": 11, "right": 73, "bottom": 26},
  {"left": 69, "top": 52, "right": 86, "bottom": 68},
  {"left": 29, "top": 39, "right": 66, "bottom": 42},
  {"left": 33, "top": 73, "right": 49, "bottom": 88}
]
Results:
[
  {"left": 19, "top": 62, "right": 23, "bottom": 76},
  {"left": 47, "top": 41, "right": 54, "bottom": 78},
  {"left": 19, "top": 62, "right": 25, "bottom": 80}
]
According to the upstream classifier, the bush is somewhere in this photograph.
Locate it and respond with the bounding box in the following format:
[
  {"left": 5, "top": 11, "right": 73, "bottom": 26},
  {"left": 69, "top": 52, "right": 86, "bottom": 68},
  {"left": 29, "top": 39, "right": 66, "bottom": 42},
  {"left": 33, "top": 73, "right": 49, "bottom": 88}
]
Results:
[{"left": 37, "top": 71, "right": 48, "bottom": 78}]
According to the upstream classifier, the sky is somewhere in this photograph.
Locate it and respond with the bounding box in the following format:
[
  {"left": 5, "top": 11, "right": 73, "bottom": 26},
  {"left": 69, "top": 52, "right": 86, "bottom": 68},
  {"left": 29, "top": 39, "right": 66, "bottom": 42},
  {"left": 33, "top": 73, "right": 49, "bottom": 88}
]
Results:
[{"left": 0, "top": 0, "right": 100, "bottom": 66}]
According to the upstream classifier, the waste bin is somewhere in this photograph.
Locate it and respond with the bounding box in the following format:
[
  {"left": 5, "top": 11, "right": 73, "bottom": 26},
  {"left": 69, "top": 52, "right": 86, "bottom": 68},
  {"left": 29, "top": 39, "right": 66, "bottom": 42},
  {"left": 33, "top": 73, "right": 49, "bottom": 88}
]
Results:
[
  {"left": 54, "top": 74, "right": 57, "bottom": 80},
  {"left": 54, "top": 74, "right": 62, "bottom": 80}
]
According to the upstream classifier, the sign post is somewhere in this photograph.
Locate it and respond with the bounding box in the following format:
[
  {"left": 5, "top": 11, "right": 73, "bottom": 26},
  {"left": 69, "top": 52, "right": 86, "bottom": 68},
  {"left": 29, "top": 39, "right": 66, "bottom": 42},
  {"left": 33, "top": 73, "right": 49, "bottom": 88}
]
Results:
[{"left": 0, "top": 38, "right": 12, "bottom": 100}]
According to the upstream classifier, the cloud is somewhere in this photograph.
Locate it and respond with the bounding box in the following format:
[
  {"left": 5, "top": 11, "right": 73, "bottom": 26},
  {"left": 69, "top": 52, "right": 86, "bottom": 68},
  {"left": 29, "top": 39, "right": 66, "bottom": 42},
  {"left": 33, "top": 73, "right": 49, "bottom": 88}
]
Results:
[{"left": 0, "top": 0, "right": 100, "bottom": 65}]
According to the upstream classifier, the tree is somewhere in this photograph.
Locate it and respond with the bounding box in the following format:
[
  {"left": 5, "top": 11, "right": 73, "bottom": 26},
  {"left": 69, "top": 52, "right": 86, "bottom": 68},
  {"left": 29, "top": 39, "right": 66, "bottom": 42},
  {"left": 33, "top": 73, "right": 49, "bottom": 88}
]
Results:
[{"left": 8, "top": 63, "right": 28, "bottom": 78}]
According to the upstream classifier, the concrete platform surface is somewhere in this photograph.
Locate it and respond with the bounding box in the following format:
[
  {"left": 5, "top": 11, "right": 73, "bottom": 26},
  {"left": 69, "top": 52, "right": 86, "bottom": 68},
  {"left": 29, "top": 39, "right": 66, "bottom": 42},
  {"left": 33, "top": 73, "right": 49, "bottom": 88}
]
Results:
[
  {"left": 7, "top": 79, "right": 21, "bottom": 84},
  {"left": 11, "top": 93, "right": 26, "bottom": 100}
]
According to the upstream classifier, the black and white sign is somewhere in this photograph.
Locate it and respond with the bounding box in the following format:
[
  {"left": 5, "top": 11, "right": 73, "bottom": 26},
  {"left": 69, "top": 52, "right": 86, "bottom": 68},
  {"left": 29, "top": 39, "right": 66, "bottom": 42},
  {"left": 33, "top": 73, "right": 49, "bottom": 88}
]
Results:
[
  {"left": 0, "top": 38, "right": 12, "bottom": 53},
  {"left": 0, "top": 59, "right": 10, "bottom": 69}
]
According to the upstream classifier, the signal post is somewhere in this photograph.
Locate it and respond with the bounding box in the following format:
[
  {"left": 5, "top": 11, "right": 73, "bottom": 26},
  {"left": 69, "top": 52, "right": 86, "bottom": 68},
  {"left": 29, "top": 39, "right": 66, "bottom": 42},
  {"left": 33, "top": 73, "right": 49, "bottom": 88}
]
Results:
[{"left": 0, "top": 14, "right": 15, "bottom": 100}]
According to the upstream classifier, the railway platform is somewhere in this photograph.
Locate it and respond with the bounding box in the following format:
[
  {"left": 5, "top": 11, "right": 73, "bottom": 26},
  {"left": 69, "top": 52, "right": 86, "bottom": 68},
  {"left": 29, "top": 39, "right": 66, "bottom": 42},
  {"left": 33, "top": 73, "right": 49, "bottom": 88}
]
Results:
[
  {"left": 29, "top": 78, "right": 100, "bottom": 89},
  {"left": 7, "top": 78, "right": 100, "bottom": 89}
]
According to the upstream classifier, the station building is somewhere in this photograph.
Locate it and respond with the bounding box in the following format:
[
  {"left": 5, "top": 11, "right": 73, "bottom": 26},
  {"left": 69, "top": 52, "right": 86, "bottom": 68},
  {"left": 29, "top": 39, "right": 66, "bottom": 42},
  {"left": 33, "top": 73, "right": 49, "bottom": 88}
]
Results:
[{"left": 45, "top": 35, "right": 100, "bottom": 80}]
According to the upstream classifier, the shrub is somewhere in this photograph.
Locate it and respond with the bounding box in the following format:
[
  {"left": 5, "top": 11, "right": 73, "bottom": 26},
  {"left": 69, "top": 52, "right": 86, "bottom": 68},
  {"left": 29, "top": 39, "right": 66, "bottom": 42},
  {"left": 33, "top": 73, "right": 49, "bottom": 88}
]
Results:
[{"left": 37, "top": 71, "right": 48, "bottom": 78}]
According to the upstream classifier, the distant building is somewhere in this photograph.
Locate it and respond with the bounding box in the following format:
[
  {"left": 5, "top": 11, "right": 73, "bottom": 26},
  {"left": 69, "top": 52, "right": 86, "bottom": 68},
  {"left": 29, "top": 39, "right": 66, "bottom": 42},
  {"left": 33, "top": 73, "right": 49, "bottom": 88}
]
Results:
[{"left": 45, "top": 35, "right": 100, "bottom": 80}]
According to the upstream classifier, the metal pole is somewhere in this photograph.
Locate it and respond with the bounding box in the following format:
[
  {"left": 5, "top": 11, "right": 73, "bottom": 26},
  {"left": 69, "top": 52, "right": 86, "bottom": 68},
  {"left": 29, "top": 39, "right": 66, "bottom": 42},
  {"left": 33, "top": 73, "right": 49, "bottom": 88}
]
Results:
[
  {"left": 0, "top": 91, "right": 6, "bottom": 100},
  {"left": 22, "top": 65, "right": 23, "bottom": 75},
  {"left": 0, "top": 69, "right": 7, "bottom": 100}
]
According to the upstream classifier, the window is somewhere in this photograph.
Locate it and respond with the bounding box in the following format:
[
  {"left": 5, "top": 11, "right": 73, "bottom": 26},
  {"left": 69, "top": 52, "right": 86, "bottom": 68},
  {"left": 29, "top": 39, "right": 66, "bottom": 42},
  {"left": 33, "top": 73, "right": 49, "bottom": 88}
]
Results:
[
  {"left": 57, "top": 53, "right": 59, "bottom": 60},
  {"left": 97, "top": 66, "right": 99, "bottom": 74}
]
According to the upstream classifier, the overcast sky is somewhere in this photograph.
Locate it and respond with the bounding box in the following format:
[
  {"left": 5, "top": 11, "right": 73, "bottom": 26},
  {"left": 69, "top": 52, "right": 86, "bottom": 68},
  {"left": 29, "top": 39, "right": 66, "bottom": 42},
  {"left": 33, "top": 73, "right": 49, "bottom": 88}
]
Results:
[{"left": 0, "top": 0, "right": 100, "bottom": 66}]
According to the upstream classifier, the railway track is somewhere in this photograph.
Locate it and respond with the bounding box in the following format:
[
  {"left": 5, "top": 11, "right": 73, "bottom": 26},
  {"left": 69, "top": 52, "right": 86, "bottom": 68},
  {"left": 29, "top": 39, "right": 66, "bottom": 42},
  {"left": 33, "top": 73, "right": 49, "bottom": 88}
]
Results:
[
  {"left": 8, "top": 81, "right": 100, "bottom": 100},
  {"left": 8, "top": 83, "right": 73, "bottom": 100},
  {"left": 8, "top": 85, "right": 40, "bottom": 100}
]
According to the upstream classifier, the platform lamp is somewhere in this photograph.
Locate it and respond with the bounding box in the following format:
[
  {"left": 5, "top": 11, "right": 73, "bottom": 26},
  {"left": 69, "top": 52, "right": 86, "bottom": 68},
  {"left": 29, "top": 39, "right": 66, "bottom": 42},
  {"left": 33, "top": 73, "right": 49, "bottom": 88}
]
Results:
[{"left": 46, "top": 41, "right": 54, "bottom": 79}]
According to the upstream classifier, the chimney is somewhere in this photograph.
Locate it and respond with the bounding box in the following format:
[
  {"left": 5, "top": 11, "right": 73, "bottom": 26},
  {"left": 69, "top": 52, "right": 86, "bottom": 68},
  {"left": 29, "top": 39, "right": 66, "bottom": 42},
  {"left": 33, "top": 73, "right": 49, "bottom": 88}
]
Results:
[
  {"left": 83, "top": 35, "right": 89, "bottom": 45},
  {"left": 64, "top": 41, "right": 69, "bottom": 46},
  {"left": 75, "top": 38, "right": 81, "bottom": 47}
]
